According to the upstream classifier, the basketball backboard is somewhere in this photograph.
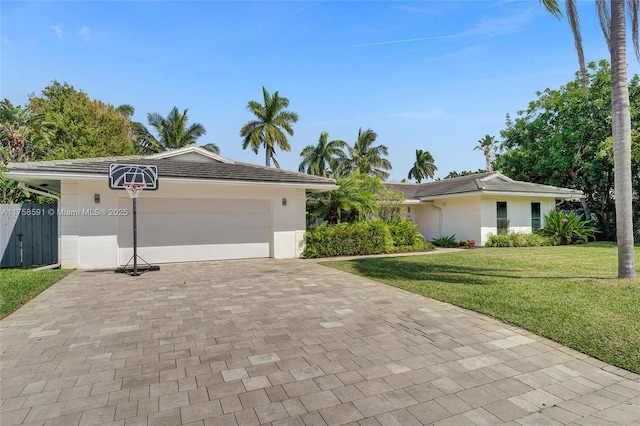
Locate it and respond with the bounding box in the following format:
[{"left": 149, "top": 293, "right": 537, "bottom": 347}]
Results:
[{"left": 109, "top": 164, "right": 159, "bottom": 190}]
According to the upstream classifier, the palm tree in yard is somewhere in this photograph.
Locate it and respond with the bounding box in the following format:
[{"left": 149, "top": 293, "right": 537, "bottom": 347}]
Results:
[
  {"left": 541, "top": 0, "right": 638, "bottom": 278},
  {"left": 298, "top": 131, "right": 348, "bottom": 177},
  {"left": 135, "top": 106, "right": 206, "bottom": 154},
  {"left": 407, "top": 149, "right": 437, "bottom": 183},
  {"left": 346, "top": 128, "right": 392, "bottom": 180},
  {"left": 474, "top": 134, "right": 495, "bottom": 172},
  {"left": 240, "top": 86, "right": 299, "bottom": 168}
]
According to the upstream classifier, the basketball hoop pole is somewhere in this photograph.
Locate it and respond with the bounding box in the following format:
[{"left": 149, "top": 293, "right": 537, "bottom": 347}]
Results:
[
  {"left": 132, "top": 197, "right": 138, "bottom": 276},
  {"left": 109, "top": 164, "right": 159, "bottom": 276}
]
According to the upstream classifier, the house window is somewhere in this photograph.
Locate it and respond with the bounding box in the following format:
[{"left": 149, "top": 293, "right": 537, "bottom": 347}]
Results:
[
  {"left": 531, "top": 202, "right": 541, "bottom": 232},
  {"left": 497, "top": 202, "right": 508, "bottom": 234}
]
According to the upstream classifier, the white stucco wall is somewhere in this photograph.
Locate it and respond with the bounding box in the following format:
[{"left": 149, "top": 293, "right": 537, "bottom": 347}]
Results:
[
  {"left": 408, "top": 194, "right": 559, "bottom": 246},
  {"left": 59, "top": 179, "right": 309, "bottom": 269},
  {"left": 479, "top": 196, "right": 557, "bottom": 245}
]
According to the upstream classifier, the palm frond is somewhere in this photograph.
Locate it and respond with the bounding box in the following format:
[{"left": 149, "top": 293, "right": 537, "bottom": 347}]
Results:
[{"left": 629, "top": 0, "right": 640, "bottom": 60}]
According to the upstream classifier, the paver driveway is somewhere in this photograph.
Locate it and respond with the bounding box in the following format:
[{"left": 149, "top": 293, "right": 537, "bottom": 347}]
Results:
[{"left": 1, "top": 259, "right": 639, "bottom": 426}]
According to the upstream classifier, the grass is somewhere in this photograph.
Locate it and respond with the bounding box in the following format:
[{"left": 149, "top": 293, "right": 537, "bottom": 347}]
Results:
[
  {"left": 324, "top": 242, "right": 640, "bottom": 373},
  {"left": 0, "top": 268, "right": 72, "bottom": 319}
]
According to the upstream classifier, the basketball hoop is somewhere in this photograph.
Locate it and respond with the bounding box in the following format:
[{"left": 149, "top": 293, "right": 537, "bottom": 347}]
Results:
[{"left": 123, "top": 182, "right": 145, "bottom": 199}]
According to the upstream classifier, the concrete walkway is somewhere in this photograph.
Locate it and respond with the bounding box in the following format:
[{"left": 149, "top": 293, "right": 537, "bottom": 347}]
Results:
[{"left": 1, "top": 259, "right": 638, "bottom": 426}]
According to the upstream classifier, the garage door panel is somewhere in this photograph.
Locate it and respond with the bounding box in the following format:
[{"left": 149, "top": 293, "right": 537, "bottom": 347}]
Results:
[
  {"left": 119, "top": 227, "right": 271, "bottom": 247},
  {"left": 119, "top": 212, "right": 270, "bottom": 231},
  {"left": 117, "top": 198, "right": 271, "bottom": 264}
]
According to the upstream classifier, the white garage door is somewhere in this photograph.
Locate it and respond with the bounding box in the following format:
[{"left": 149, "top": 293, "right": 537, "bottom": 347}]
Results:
[{"left": 117, "top": 198, "right": 271, "bottom": 265}]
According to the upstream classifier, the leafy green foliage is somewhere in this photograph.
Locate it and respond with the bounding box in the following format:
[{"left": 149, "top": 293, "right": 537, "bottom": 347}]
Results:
[
  {"left": 307, "top": 175, "right": 379, "bottom": 225},
  {"left": 307, "top": 174, "right": 405, "bottom": 225},
  {"left": 303, "top": 219, "right": 433, "bottom": 258},
  {"left": 326, "top": 243, "right": 640, "bottom": 372},
  {"left": 303, "top": 220, "right": 394, "bottom": 258},
  {"left": 0, "top": 268, "right": 72, "bottom": 318},
  {"left": 28, "top": 81, "right": 136, "bottom": 159},
  {"left": 486, "top": 232, "right": 552, "bottom": 247},
  {"left": 241, "top": 86, "right": 299, "bottom": 167},
  {"left": 495, "top": 61, "right": 640, "bottom": 239},
  {"left": 431, "top": 234, "right": 457, "bottom": 248},
  {"left": 135, "top": 106, "right": 206, "bottom": 154},
  {"left": 540, "top": 210, "right": 597, "bottom": 245},
  {"left": 444, "top": 169, "right": 487, "bottom": 179}
]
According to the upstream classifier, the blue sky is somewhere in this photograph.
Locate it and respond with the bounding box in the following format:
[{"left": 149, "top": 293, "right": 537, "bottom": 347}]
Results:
[{"left": 1, "top": 1, "right": 635, "bottom": 180}]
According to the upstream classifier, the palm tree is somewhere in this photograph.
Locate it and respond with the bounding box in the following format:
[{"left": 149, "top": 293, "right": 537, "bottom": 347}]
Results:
[
  {"left": 135, "top": 107, "right": 206, "bottom": 154},
  {"left": 298, "top": 131, "right": 348, "bottom": 177},
  {"left": 407, "top": 149, "right": 437, "bottom": 183},
  {"left": 0, "top": 98, "right": 52, "bottom": 163},
  {"left": 541, "top": 1, "right": 637, "bottom": 278},
  {"left": 307, "top": 175, "right": 378, "bottom": 224},
  {"left": 346, "top": 128, "right": 392, "bottom": 180},
  {"left": 474, "top": 134, "right": 495, "bottom": 172},
  {"left": 240, "top": 86, "right": 299, "bottom": 167},
  {"left": 201, "top": 143, "right": 220, "bottom": 154}
]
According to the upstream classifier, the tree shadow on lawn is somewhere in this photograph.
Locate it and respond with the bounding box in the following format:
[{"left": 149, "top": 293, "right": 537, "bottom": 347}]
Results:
[{"left": 338, "top": 258, "right": 613, "bottom": 286}]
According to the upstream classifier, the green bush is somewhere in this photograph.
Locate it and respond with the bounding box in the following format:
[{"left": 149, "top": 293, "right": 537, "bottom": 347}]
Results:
[
  {"left": 539, "top": 210, "right": 597, "bottom": 245},
  {"left": 486, "top": 232, "right": 552, "bottom": 247},
  {"left": 431, "top": 234, "right": 458, "bottom": 248},
  {"left": 303, "top": 219, "right": 434, "bottom": 258},
  {"left": 303, "top": 220, "right": 394, "bottom": 258},
  {"left": 387, "top": 219, "right": 420, "bottom": 246}
]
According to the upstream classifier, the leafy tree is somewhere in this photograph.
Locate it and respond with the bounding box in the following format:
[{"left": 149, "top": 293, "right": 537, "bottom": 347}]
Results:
[
  {"left": 345, "top": 128, "right": 392, "bottom": 180},
  {"left": 474, "top": 135, "right": 496, "bottom": 172},
  {"left": 28, "top": 81, "right": 136, "bottom": 159},
  {"left": 135, "top": 107, "right": 206, "bottom": 154},
  {"left": 495, "top": 61, "right": 639, "bottom": 241},
  {"left": 407, "top": 149, "right": 436, "bottom": 183},
  {"left": 298, "top": 131, "right": 348, "bottom": 177},
  {"left": 240, "top": 86, "right": 299, "bottom": 167},
  {"left": 541, "top": 1, "right": 638, "bottom": 277}
]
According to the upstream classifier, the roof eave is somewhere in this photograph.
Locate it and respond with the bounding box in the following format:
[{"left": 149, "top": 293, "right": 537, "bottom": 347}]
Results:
[
  {"left": 5, "top": 170, "right": 337, "bottom": 190},
  {"left": 417, "top": 189, "right": 584, "bottom": 201}
]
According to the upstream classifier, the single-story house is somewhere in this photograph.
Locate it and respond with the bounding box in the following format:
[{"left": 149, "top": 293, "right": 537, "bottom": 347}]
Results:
[
  {"left": 6, "top": 146, "right": 336, "bottom": 269},
  {"left": 386, "top": 172, "right": 584, "bottom": 246}
]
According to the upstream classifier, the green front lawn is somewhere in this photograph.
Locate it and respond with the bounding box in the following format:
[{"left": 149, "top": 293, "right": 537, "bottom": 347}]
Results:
[
  {"left": 0, "top": 268, "right": 72, "bottom": 319},
  {"left": 325, "top": 242, "right": 640, "bottom": 373}
]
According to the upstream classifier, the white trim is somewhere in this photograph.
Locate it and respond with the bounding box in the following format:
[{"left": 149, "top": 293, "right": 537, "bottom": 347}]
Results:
[
  {"left": 479, "top": 172, "right": 514, "bottom": 183},
  {"left": 417, "top": 189, "right": 583, "bottom": 201},
  {"left": 147, "top": 145, "right": 235, "bottom": 164}
]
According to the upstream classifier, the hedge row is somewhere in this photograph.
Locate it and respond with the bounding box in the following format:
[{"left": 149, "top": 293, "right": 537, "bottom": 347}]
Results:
[
  {"left": 485, "top": 232, "right": 553, "bottom": 247},
  {"left": 302, "top": 219, "right": 434, "bottom": 258}
]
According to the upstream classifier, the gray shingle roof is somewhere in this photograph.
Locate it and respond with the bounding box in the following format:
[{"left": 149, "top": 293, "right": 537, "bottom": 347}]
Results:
[
  {"left": 386, "top": 172, "right": 583, "bottom": 200},
  {"left": 8, "top": 156, "right": 335, "bottom": 186}
]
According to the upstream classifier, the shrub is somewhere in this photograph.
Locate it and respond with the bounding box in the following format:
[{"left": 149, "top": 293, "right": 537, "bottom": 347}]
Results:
[
  {"left": 387, "top": 219, "right": 421, "bottom": 246},
  {"left": 302, "top": 220, "right": 394, "bottom": 258},
  {"left": 539, "top": 210, "right": 597, "bottom": 245},
  {"left": 302, "top": 219, "right": 434, "bottom": 258},
  {"left": 431, "top": 234, "right": 457, "bottom": 248},
  {"left": 486, "top": 232, "right": 552, "bottom": 247}
]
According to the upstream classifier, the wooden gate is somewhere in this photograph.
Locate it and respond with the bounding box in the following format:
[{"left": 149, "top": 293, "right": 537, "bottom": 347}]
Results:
[{"left": 1, "top": 203, "right": 58, "bottom": 268}]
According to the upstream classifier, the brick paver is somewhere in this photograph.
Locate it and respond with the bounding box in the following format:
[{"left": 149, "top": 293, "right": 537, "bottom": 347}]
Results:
[{"left": 1, "top": 259, "right": 639, "bottom": 425}]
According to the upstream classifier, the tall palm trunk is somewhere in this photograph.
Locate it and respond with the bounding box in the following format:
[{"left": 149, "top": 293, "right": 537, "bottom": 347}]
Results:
[
  {"left": 485, "top": 150, "right": 492, "bottom": 172},
  {"left": 611, "top": 1, "right": 636, "bottom": 278}
]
